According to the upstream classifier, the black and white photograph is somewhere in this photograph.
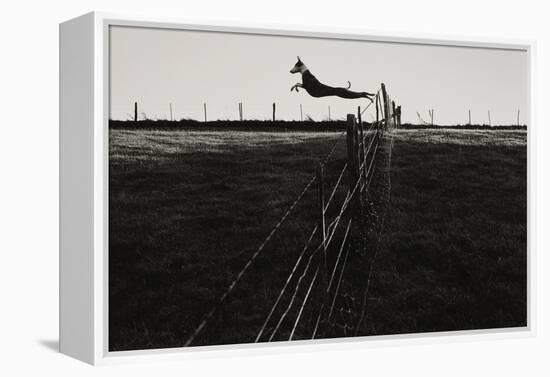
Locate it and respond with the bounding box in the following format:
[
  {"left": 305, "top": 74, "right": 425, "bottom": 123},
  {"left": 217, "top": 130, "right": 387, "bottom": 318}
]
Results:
[
  {"left": 6, "top": 0, "right": 550, "bottom": 374},
  {"left": 108, "top": 25, "right": 527, "bottom": 351}
]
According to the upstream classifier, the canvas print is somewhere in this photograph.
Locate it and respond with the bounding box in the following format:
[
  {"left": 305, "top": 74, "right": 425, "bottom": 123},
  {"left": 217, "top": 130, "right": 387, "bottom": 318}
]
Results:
[{"left": 108, "top": 25, "right": 527, "bottom": 351}]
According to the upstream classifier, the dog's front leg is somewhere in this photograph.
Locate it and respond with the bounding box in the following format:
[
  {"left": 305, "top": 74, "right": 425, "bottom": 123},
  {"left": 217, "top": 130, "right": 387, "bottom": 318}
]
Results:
[{"left": 290, "top": 83, "right": 303, "bottom": 92}]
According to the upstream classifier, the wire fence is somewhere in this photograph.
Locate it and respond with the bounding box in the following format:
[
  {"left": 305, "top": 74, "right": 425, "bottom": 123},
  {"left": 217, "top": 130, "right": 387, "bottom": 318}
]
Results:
[{"left": 183, "top": 83, "right": 400, "bottom": 346}]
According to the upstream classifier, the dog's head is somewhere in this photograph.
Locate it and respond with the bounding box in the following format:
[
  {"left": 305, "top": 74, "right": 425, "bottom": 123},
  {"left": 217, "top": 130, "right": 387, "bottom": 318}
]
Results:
[{"left": 290, "top": 56, "right": 306, "bottom": 74}]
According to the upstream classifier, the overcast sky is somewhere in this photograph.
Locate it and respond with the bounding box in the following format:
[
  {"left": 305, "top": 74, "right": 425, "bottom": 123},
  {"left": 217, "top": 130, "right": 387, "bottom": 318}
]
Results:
[{"left": 110, "top": 26, "right": 528, "bottom": 125}]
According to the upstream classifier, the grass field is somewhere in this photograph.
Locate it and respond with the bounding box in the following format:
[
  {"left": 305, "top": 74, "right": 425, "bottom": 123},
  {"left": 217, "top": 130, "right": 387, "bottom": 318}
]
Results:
[
  {"left": 109, "top": 126, "right": 527, "bottom": 351},
  {"left": 369, "top": 129, "right": 527, "bottom": 335}
]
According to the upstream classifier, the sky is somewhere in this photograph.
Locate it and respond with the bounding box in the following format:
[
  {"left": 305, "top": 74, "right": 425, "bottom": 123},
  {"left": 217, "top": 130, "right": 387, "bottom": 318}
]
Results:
[{"left": 109, "top": 26, "right": 528, "bottom": 125}]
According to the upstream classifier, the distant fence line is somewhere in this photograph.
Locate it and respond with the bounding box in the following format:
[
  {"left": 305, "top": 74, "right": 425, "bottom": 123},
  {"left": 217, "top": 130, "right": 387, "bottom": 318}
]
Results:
[
  {"left": 183, "top": 82, "right": 400, "bottom": 347},
  {"left": 129, "top": 91, "right": 400, "bottom": 124},
  {"left": 131, "top": 99, "right": 523, "bottom": 126}
]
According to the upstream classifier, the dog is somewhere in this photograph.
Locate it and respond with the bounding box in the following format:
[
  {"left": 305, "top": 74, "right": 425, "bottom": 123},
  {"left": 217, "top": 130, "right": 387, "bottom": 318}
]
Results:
[{"left": 290, "top": 57, "right": 374, "bottom": 101}]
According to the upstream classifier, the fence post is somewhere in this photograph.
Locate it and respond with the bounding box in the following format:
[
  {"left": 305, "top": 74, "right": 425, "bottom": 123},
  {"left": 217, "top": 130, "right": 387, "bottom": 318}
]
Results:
[
  {"left": 134, "top": 102, "right": 138, "bottom": 122},
  {"left": 488, "top": 110, "right": 492, "bottom": 126},
  {"left": 170, "top": 103, "right": 173, "bottom": 121},
  {"left": 317, "top": 163, "right": 328, "bottom": 292},
  {"left": 346, "top": 114, "right": 360, "bottom": 203},
  {"left": 392, "top": 101, "right": 397, "bottom": 128},
  {"left": 328, "top": 106, "right": 331, "bottom": 121},
  {"left": 357, "top": 106, "right": 366, "bottom": 189},
  {"left": 358, "top": 106, "right": 364, "bottom": 159},
  {"left": 396, "top": 105, "right": 402, "bottom": 127},
  {"left": 300, "top": 104, "right": 303, "bottom": 122},
  {"left": 375, "top": 94, "right": 379, "bottom": 124},
  {"left": 346, "top": 114, "right": 355, "bottom": 187},
  {"left": 469, "top": 109, "right": 472, "bottom": 125},
  {"left": 381, "top": 83, "right": 389, "bottom": 128},
  {"left": 273, "top": 102, "right": 276, "bottom": 121},
  {"left": 355, "top": 114, "right": 361, "bottom": 180},
  {"left": 357, "top": 106, "right": 367, "bottom": 220},
  {"left": 203, "top": 103, "right": 207, "bottom": 123},
  {"left": 517, "top": 109, "right": 520, "bottom": 126}
]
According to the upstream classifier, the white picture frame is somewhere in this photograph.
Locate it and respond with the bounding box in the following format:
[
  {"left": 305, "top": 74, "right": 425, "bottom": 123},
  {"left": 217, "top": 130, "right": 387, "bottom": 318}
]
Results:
[{"left": 59, "top": 11, "right": 535, "bottom": 365}]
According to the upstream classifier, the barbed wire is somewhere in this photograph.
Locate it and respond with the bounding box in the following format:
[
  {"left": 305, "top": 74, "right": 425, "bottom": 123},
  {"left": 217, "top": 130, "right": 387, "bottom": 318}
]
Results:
[
  {"left": 328, "top": 243, "right": 352, "bottom": 321},
  {"left": 327, "top": 219, "right": 353, "bottom": 293},
  {"left": 289, "top": 265, "right": 320, "bottom": 340},
  {"left": 310, "top": 218, "right": 353, "bottom": 337},
  {"left": 311, "top": 117, "right": 393, "bottom": 339},
  {"left": 254, "top": 226, "right": 318, "bottom": 342},
  {"left": 264, "top": 120, "right": 386, "bottom": 342},
  {"left": 324, "top": 163, "right": 348, "bottom": 214},
  {"left": 267, "top": 238, "right": 320, "bottom": 341},
  {"left": 184, "top": 88, "right": 397, "bottom": 346},
  {"left": 354, "top": 132, "right": 395, "bottom": 335}
]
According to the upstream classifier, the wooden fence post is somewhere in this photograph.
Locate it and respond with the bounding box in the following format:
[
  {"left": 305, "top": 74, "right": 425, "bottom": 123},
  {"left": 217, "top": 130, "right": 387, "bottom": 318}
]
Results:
[
  {"left": 488, "top": 110, "right": 492, "bottom": 126},
  {"left": 381, "top": 83, "right": 390, "bottom": 128},
  {"left": 273, "top": 102, "right": 276, "bottom": 121},
  {"left": 374, "top": 94, "right": 380, "bottom": 127},
  {"left": 203, "top": 103, "right": 207, "bottom": 123},
  {"left": 355, "top": 113, "right": 361, "bottom": 179},
  {"left": 317, "top": 163, "right": 328, "bottom": 291},
  {"left": 517, "top": 109, "right": 520, "bottom": 126},
  {"left": 380, "top": 83, "right": 387, "bottom": 120},
  {"left": 392, "top": 101, "right": 397, "bottom": 128},
  {"left": 396, "top": 105, "right": 402, "bottom": 127},
  {"left": 169, "top": 103, "right": 173, "bottom": 121},
  {"left": 328, "top": 106, "right": 331, "bottom": 121},
  {"left": 387, "top": 98, "right": 391, "bottom": 127},
  {"left": 300, "top": 104, "right": 303, "bottom": 122},
  {"left": 134, "top": 102, "right": 138, "bottom": 122},
  {"left": 346, "top": 114, "right": 360, "bottom": 204},
  {"left": 357, "top": 106, "right": 366, "bottom": 186},
  {"left": 358, "top": 106, "right": 364, "bottom": 159},
  {"left": 346, "top": 114, "right": 356, "bottom": 188}
]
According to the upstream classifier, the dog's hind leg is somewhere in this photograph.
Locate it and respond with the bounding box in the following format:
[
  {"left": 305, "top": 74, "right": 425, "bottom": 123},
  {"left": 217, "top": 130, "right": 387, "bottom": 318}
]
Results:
[{"left": 331, "top": 87, "right": 373, "bottom": 100}]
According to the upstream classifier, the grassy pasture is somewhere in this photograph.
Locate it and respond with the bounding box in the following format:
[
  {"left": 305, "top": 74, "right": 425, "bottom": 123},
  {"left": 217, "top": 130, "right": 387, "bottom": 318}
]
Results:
[
  {"left": 368, "top": 129, "right": 527, "bottom": 335},
  {"left": 109, "top": 126, "right": 527, "bottom": 351}
]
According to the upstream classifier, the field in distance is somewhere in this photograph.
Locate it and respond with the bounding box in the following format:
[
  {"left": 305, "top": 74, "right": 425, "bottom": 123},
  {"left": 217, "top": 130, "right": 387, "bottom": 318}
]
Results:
[{"left": 108, "top": 126, "right": 526, "bottom": 351}]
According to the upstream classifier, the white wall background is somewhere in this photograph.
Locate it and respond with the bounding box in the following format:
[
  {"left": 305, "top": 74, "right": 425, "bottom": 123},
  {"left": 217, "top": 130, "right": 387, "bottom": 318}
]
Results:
[{"left": 0, "top": 0, "right": 548, "bottom": 375}]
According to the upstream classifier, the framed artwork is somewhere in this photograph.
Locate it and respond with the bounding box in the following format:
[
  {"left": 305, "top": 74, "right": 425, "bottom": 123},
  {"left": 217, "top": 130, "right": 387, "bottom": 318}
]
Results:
[{"left": 60, "top": 12, "right": 532, "bottom": 364}]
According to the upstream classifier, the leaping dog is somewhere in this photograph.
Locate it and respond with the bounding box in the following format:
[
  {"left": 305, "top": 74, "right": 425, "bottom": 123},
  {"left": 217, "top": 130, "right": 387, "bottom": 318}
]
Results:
[{"left": 290, "top": 57, "right": 374, "bottom": 101}]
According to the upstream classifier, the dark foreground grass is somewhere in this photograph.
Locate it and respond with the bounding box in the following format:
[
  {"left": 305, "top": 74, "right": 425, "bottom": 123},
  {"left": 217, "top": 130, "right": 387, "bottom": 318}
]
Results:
[
  {"left": 109, "top": 130, "right": 351, "bottom": 350},
  {"left": 109, "top": 127, "right": 526, "bottom": 351}
]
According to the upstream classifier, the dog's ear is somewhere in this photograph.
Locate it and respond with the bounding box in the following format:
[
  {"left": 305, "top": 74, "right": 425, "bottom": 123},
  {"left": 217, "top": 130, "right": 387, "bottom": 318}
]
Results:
[{"left": 297, "top": 56, "right": 301, "bottom": 62}]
